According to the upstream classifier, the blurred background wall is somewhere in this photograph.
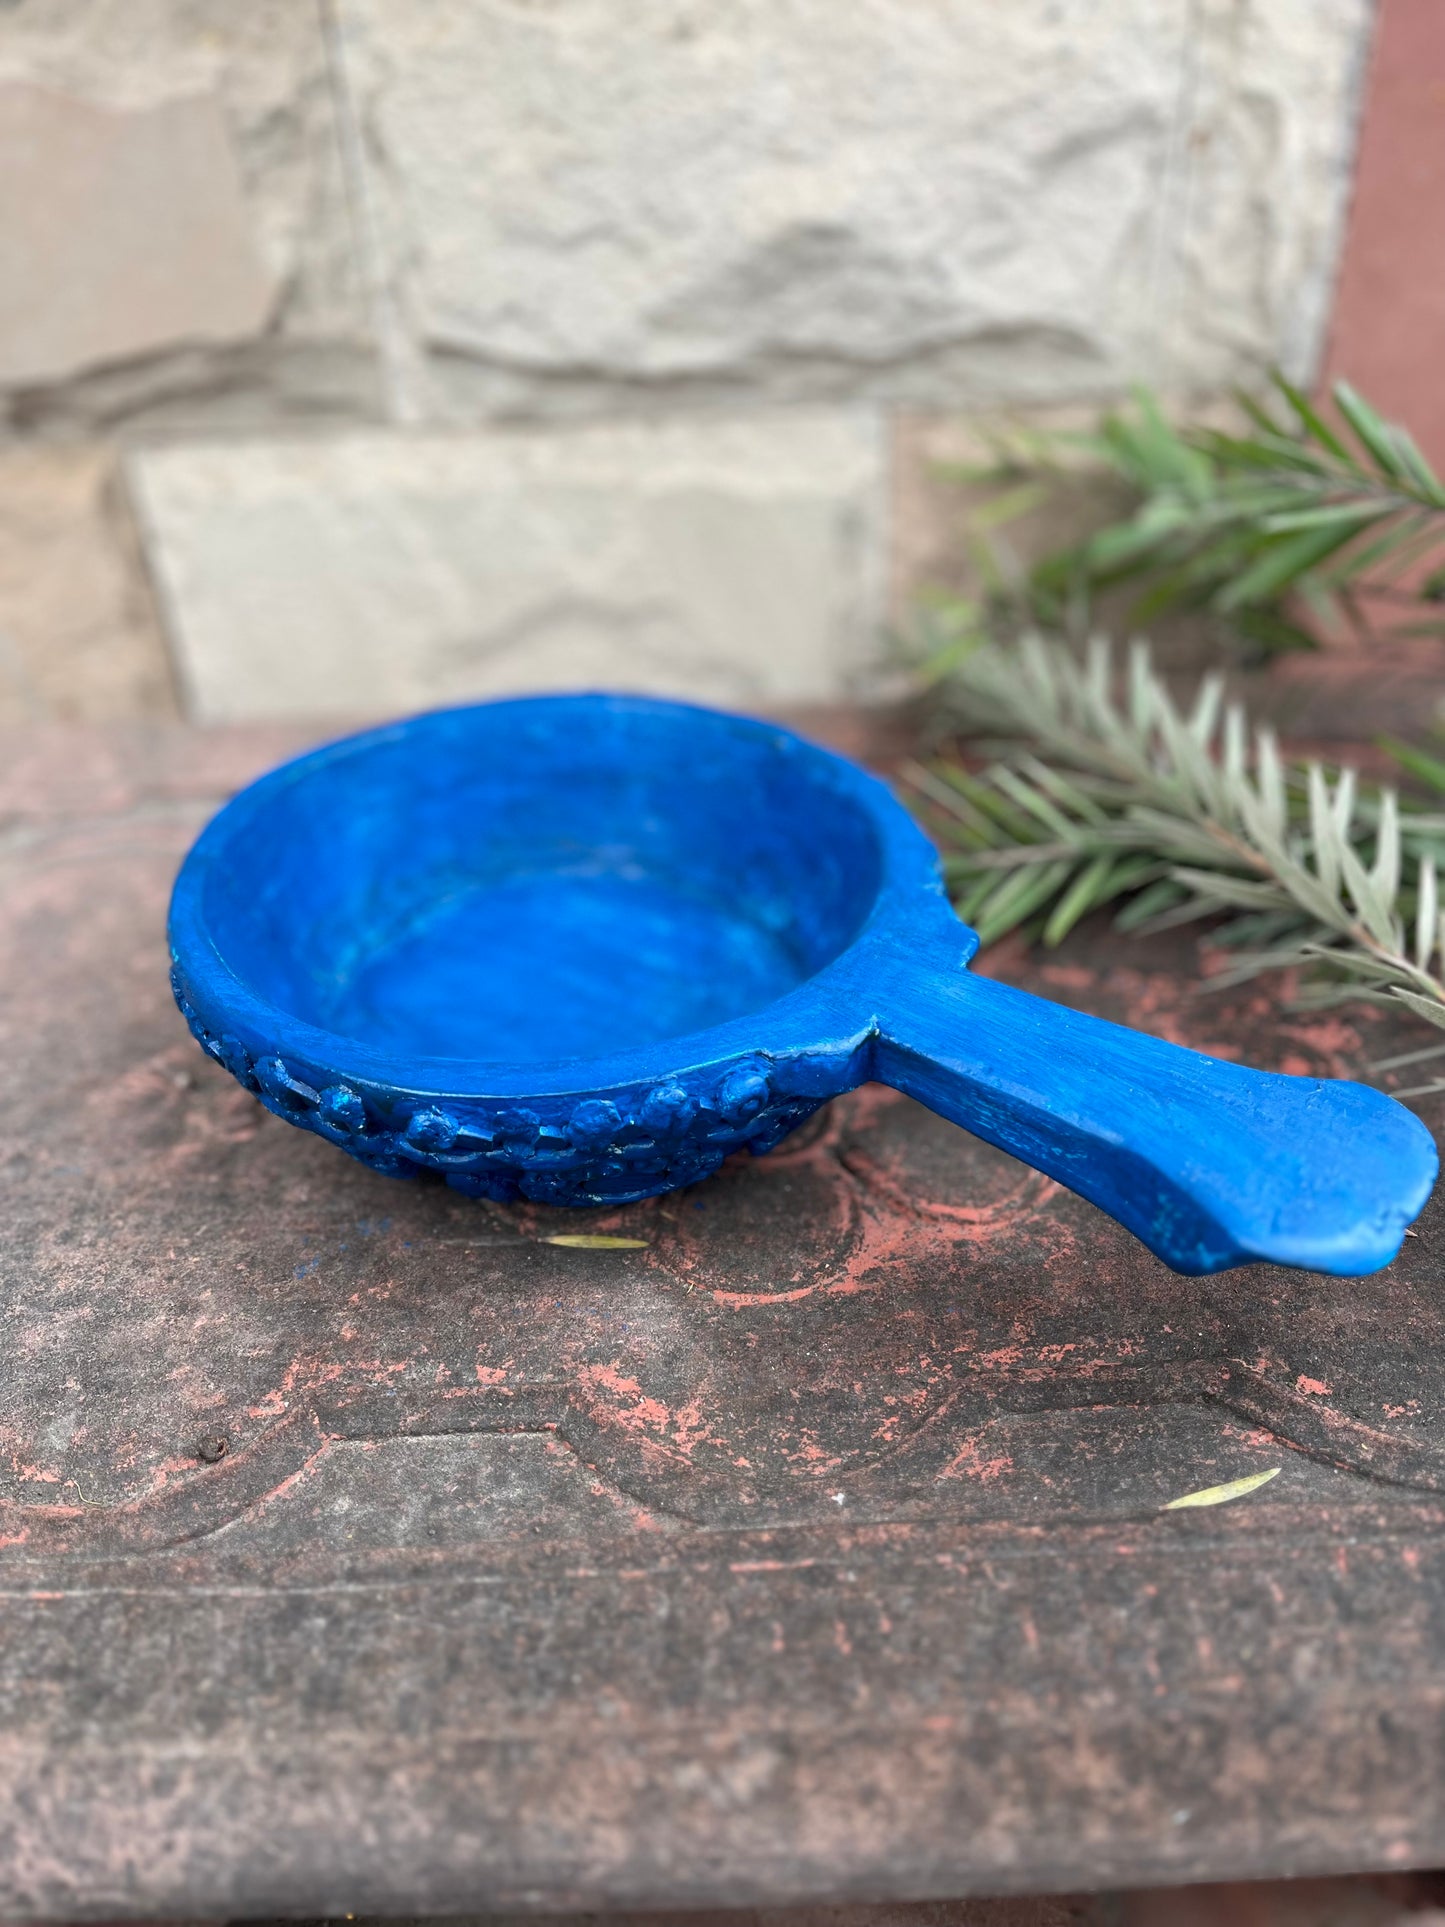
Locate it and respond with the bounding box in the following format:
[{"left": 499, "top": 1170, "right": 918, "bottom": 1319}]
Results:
[{"left": 0, "top": 0, "right": 1430, "bottom": 727}]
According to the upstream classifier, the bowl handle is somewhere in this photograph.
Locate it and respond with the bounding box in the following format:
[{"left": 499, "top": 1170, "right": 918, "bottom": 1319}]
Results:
[{"left": 870, "top": 951, "right": 1437, "bottom": 1276}]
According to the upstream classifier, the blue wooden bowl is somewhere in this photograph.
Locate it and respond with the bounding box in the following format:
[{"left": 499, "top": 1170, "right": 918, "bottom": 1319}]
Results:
[{"left": 169, "top": 693, "right": 1437, "bottom": 1277}]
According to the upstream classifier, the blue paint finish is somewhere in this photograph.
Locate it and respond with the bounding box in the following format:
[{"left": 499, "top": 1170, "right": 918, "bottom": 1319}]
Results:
[
  {"left": 338, "top": 871, "right": 805, "bottom": 1062},
  {"left": 168, "top": 692, "right": 1438, "bottom": 1276}
]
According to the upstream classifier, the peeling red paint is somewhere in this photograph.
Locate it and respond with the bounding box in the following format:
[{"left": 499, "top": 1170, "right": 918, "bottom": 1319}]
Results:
[
  {"left": 938, "top": 1435, "right": 1011, "bottom": 1485},
  {"left": 9, "top": 1462, "right": 61, "bottom": 1485}
]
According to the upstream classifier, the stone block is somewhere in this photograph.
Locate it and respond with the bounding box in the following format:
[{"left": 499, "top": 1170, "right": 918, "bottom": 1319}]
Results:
[
  {"left": 0, "top": 84, "right": 274, "bottom": 388},
  {"left": 0, "top": 0, "right": 369, "bottom": 425},
  {"left": 1157, "top": 0, "right": 1377, "bottom": 387},
  {"left": 0, "top": 445, "right": 177, "bottom": 723},
  {"left": 127, "top": 414, "right": 884, "bottom": 723},
  {"left": 341, "top": 0, "right": 1369, "bottom": 419}
]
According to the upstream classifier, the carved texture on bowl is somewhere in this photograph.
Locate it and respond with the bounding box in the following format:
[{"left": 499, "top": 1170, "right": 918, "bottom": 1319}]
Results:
[{"left": 171, "top": 964, "right": 824, "bottom": 1206}]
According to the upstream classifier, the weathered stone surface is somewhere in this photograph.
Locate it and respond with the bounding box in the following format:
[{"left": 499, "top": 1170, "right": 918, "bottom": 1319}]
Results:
[
  {"left": 0, "top": 83, "right": 274, "bottom": 388},
  {"left": 1156, "top": 0, "right": 1376, "bottom": 387},
  {"left": 333, "top": 1885, "right": 1445, "bottom": 1927},
  {"left": 0, "top": 445, "right": 176, "bottom": 723},
  {"left": 128, "top": 415, "right": 884, "bottom": 722},
  {"left": 6, "top": 715, "right": 1445, "bottom": 1916},
  {"left": 0, "top": 0, "right": 370, "bottom": 423},
  {"left": 342, "top": 0, "right": 1369, "bottom": 419}
]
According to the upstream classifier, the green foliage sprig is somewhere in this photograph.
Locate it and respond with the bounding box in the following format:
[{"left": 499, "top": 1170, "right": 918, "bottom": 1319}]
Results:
[
  {"left": 953, "top": 375, "right": 1445, "bottom": 657},
  {"left": 904, "top": 633, "right": 1445, "bottom": 1032}
]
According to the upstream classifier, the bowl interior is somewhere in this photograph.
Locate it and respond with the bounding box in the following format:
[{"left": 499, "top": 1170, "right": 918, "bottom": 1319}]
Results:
[{"left": 197, "top": 700, "right": 885, "bottom": 1066}]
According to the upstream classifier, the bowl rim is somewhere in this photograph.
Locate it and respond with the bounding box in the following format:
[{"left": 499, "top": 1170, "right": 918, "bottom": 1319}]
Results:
[{"left": 167, "top": 690, "right": 970, "bottom": 1101}]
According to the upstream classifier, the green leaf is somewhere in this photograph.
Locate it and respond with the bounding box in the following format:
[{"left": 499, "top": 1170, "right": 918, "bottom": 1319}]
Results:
[
  {"left": 1235, "top": 386, "right": 1292, "bottom": 440},
  {"left": 1018, "top": 754, "right": 1111, "bottom": 827},
  {"left": 1315, "top": 511, "right": 1432, "bottom": 588},
  {"left": 1383, "top": 736, "right": 1445, "bottom": 797},
  {"left": 1389, "top": 986, "right": 1445, "bottom": 1030},
  {"left": 939, "top": 765, "right": 1040, "bottom": 841},
  {"left": 1191, "top": 428, "right": 1325, "bottom": 474},
  {"left": 1270, "top": 372, "right": 1352, "bottom": 462},
  {"left": 1215, "top": 521, "right": 1370, "bottom": 611},
  {"left": 1308, "top": 764, "right": 1340, "bottom": 896},
  {"left": 969, "top": 481, "right": 1051, "bottom": 531},
  {"left": 1126, "top": 558, "right": 1230, "bottom": 626},
  {"left": 1259, "top": 503, "right": 1394, "bottom": 533},
  {"left": 1255, "top": 727, "right": 1287, "bottom": 841},
  {"left": 1076, "top": 516, "right": 1184, "bottom": 574},
  {"left": 1230, "top": 605, "right": 1324, "bottom": 656},
  {"left": 1168, "top": 867, "right": 1287, "bottom": 912},
  {"left": 1207, "top": 909, "right": 1311, "bottom": 950},
  {"left": 1371, "top": 788, "right": 1402, "bottom": 906},
  {"left": 970, "top": 858, "right": 1076, "bottom": 945},
  {"left": 1415, "top": 855, "right": 1438, "bottom": 972},
  {"left": 1040, "top": 854, "right": 1120, "bottom": 946},
  {"left": 1297, "top": 942, "right": 1417, "bottom": 986},
  {"left": 1337, "top": 835, "right": 1402, "bottom": 949},
  {"left": 899, "top": 761, "right": 1008, "bottom": 843},
  {"left": 1385, "top": 426, "right": 1445, "bottom": 503},
  {"left": 1112, "top": 877, "right": 1186, "bottom": 930},
  {"left": 1333, "top": 381, "right": 1412, "bottom": 483},
  {"left": 988, "top": 765, "right": 1081, "bottom": 842},
  {"left": 954, "top": 872, "right": 1003, "bottom": 925}
]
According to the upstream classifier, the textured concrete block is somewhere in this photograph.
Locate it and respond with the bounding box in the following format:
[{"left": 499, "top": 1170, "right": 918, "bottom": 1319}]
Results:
[
  {"left": 129, "top": 415, "right": 884, "bottom": 723},
  {"left": 342, "top": 0, "right": 1369, "bottom": 418},
  {"left": 0, "top": 445, "right": 176, "bottom": 722},
  {"left": 0, "top": 84, "right": 274, "bottom": 388}
]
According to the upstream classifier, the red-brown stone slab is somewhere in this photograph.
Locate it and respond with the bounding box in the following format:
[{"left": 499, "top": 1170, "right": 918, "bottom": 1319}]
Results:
[{"left": 2, "top": 724, "right": 1445, "bottom": 1920}]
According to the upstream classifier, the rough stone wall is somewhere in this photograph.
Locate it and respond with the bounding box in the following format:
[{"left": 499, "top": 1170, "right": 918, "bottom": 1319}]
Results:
[{"left": 0, "top": 0, "right": 1373, "bottom": 723}]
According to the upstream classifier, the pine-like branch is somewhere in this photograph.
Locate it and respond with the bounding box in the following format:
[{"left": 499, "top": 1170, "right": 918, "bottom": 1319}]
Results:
[
  {"left": 946, "top": 376, "right": 1445, "bottom": 657},
  {"left": 903, "top": 634, "right": 1445, "bottom": 1031}
]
